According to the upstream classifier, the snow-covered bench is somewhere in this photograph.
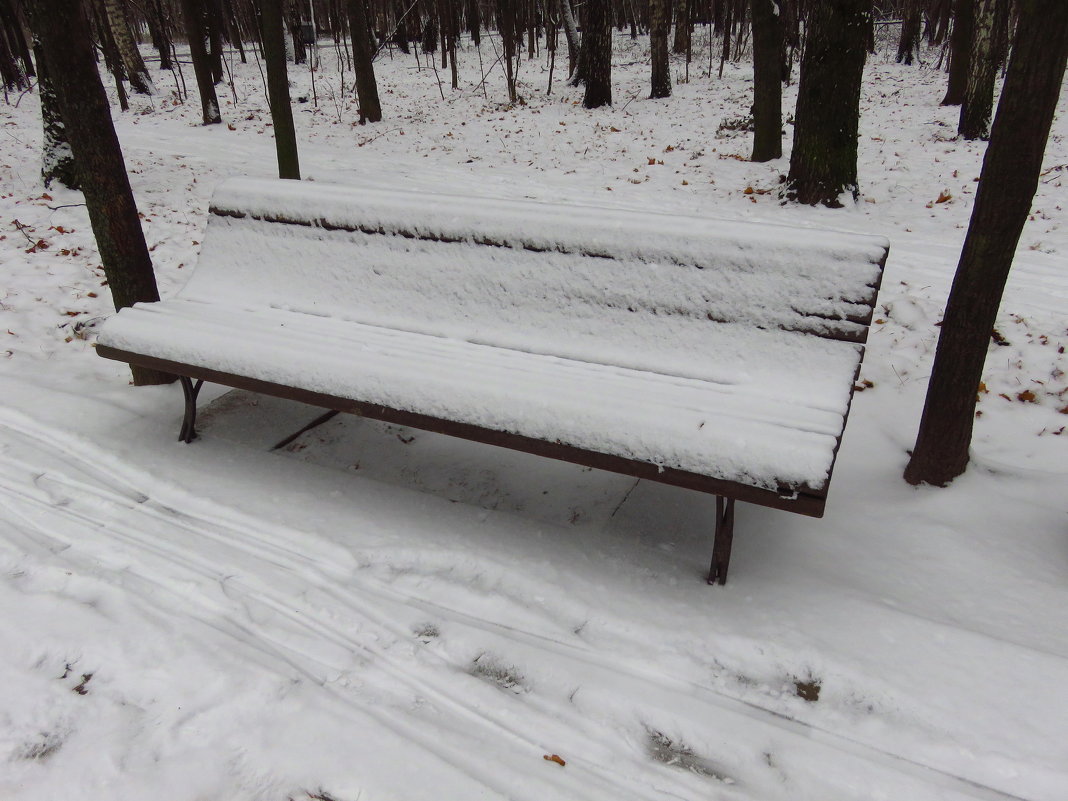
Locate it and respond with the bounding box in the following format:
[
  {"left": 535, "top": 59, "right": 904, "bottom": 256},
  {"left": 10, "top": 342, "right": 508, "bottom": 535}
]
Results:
[{"left": 95, "top": 177, "right": 888, "bottom": 584}]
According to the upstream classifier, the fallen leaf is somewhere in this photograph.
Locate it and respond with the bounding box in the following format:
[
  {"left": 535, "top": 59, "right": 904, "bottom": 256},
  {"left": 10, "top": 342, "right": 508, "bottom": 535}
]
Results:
[
  {"left": 543, "top": 754, "right": 566, "bottom": 767},
  {"left": 1017, "top": 390, "right": 1038, "bottom": 403}
]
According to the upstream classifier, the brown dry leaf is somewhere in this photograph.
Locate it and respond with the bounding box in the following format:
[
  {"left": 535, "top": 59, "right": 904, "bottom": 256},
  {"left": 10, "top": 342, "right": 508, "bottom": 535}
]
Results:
[
  {"left": 1058, "top": 405, "right": 1068, "bottom": 415},
  {"left": 744, "top": 186, "right": 754, "bottom": 195},
  {"left": 936, "top": 191, "right": 953, "bottom": 204},
  {"left": 648, "top": 157, "right": 656, "bottom": 165},
  {"left": 543, "top": 754, "right": 566, "bottom": 767},
  {"left": 1017, "top": 390, "right": 1038, "bottom": 403}
]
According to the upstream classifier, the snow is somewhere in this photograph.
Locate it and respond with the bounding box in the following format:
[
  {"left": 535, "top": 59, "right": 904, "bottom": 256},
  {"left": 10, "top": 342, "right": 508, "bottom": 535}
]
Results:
[
  {"left": 98, "top": 177, "right": 885, "bottom": 491},
  {"left": 2, "top": 30, "right": 1068, "bottom": 801}
]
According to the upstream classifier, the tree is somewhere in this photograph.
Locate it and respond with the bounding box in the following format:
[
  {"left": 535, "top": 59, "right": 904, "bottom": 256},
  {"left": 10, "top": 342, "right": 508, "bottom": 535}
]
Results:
[
  {"left": 649, "top": 0, "right": 670, "bottom": 98},
  {"left": 181, "top": 0, "right": 223, "bottom": 124},
  {"left": 347, "top": 0, "right": 382, "bottom": 122},
  {"left": 582, "top": 0, "right": 611, "bottom": 107},
  {"left": 785, "top": 0, "right": 872, "bottom": 206},
  {"left": 558, "top": 0, "right": 579, "bottom": 77},
  {"left": 33, "top": 40, "right": 79, "bottom": 189},
  {"left": 958, "top": 0, "right": 1005, "bottom": 139},
  {"left": 896, "top": 0, "right": 922, "bottom": 64},
  {"left": 103, "top": 0, "right": 155, "bottom": 94},
  {"left": 750, "top": 0, "right": 783, "bottom": 161},
  {"left": 27, "top": 0, "right": 172, "bottom": 386},
  {"left": 942, "top": 0, "right": 974, "bottom": 105},
  {"left": 904, "top": 0, "right": 1068, "bottom": 487},
  {"left": 261, "top": 0, "right": 299, "bottom": 178}
]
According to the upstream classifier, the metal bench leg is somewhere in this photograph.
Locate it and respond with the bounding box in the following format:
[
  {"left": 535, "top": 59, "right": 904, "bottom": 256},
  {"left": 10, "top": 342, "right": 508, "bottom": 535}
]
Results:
[
  {"left": 707, "top": 496, "right": 736, "bottom": 585},
  {"left": 178, "top": 377, "right": 204, "bottom": 443}
]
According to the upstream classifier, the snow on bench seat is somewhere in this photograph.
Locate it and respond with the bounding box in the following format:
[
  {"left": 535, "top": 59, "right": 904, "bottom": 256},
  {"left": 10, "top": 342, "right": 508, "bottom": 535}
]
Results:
[{"left": 97, "top": 177, "right": 888, "bottom": 505}]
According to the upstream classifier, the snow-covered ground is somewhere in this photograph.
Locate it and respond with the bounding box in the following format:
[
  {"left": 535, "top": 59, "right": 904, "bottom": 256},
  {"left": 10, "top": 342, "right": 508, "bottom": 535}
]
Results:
[{"left": 1, "top": 32, "right": 1067, "bottom": 801}]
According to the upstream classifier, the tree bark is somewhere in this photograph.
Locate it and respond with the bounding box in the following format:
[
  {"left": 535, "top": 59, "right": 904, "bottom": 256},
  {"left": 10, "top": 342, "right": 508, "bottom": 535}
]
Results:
[
  {"left": 347, "top": 0, "right": 382, "bottom": 122},
  {"left": 33, "top": 40, "right": 80, "bottom": 189},
  {"left": 671, "top": 0, "right": 689, "bottom": 55},
  {"left": 896, "top": 0, "right": 921, "bottom": 64},
  {"left": 648, "top": 0, "right": 670, "bottom": 98},
  {"left": 942, "top": 0, "right": 974, "bottom": 105},
  {"left": 181, "top": 0, "right": 222, "bottom": 123},
  {"left": 957, "top": 0, "right": 998, "bottom": 139},
  {"left": 785, "top": 0, "right": 871, "bottom": 206},
  {"left": 103, "top": 0, "right": 155, "bottom": 94},
  {"left": 261, "top": 0, "right": 299, "bottom": 177},
  {"left": 498, "top": 0, "right": 519, "bottom": 102},
  {"left": 582, "top": 0, "right": 611, "bottom": 107},
  {"left": 750, "top": 0, "right": 782, "bottom": 161},
  {"left": 558, "top": 0, "right": 579, "bottom": 77},
  {"left": 28, "top": 0, "right": 172, "bottom": 386},
  {"left": 904, "top": 0, "right": 1068, "bottom": 486}
]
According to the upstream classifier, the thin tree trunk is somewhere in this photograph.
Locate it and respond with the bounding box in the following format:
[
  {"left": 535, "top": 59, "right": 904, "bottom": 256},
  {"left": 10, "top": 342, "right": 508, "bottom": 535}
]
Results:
[
  {"left": 942, "top": 0, "right": 974, "bottom": 105},
  {"left": 104, "top": 0, "right": 155, "bottom": 93},
  {"left": 28, "top": 0, "right": 171, "bottom": 386},
  {"left": 750, "top": 0, "right": 782, "bottom": 161},
  {"left": 347, "top": 0, "right": 382, "bottom": 121},
  {"left": 672, "top": 0, "right": 689, "bottom": 54},
  {"left": 958, "top": 0, "right": 998, "bottom": 139},
  {"left": 785, "top": 0, "right": 872, "bottom": 206},
  {"left": 206, "top": 0, "right": 225, "bottom": 80},
  {"left": 558, "top": 0, "right": 578, "bottom": 76},
  {"left": 896, "top": 0, "right": 921, "bottom": 64},
  {"left": 582, "top": 0, "right": 611, "bottom": 106},
  {"left": 499, "top": 0, "right": 518, "bottom": 102},
  {"left": 904, "top": 0, "right": 1068, "bottom": 486},
  {"left": 181, "top": 0, "right": 222, "bottom": 123},
  {"left": 649, "top": 0, "right": 670, "bottom": 97},
  {"left": 262, "top": 0, "right": 300, "bottom": 177}
]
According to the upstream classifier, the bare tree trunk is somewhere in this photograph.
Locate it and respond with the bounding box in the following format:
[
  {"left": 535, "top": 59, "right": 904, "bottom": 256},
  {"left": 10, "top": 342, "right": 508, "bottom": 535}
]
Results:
[
  {"left": 144, "top": 0, "right": 174, "bottom": 69},
  {"left": 672, "top": 0, "right": 689, "bottom": 54},
  {"left": 347, "top": 0, "right": 382, "bottom": 121},
  {"left": 181, "top": 0, "right": 222, "bottom": 123},
  {"left": 582, "top": 0, "right": 611, "bottom": 106},
  {"left": 558, "top": 0, "right": 579, "bottom": 77},
  {"left": 751, "top": 0, "right": 782, "bottom": 161},
  {"left": 905, "top": 0, "right": 1068, "bottom": 486},
  {"left": 942, "top": 0, "right": 974, "bottom": 105},
  {"left": 262, "top": 0, "right": 300, "bottom": 177},
  {"left": 649, "top": 0, "right": 670, "bottom": 97},
  {"left": 896, "top": 0, "right": 922, "bottom": 64},
  {"left": 28, "top": 0, "right": 172, "bottom": 387},
  {"left": 958, "top": 0, "right": 998, "bottom": 139},
  {"left": 785, "top": 0, "right": 872, "bottom": 206},
  {"left": 499, "top": 0, "right": 519, "bottom": 102},
  {"left": 104, "top": 0, "right": 155, "bottom": 93},
  {"left": 33, "top": 40, "right": 79, "bottom": 189}
]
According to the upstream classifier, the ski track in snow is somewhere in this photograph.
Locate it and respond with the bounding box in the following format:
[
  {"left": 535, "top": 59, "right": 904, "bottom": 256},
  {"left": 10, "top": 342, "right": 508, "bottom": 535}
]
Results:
[{"left": 0, "top": 408, "right": 1042, "bottom": 801}]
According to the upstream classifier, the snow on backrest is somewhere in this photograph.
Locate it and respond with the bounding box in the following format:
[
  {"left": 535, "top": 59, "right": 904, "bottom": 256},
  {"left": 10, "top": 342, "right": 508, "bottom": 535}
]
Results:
[{"left": 181, "top": 178, "right": 888, "bottom": 383}]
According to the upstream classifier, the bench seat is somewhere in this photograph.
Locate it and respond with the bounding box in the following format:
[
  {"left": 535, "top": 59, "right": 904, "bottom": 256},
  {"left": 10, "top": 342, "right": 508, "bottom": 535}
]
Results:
[
  {"left": 100, "top": 297, "right": 855, "bottom": 497},
  {"left": 96, "top": 177, "right": 889, "bottom": 581}
]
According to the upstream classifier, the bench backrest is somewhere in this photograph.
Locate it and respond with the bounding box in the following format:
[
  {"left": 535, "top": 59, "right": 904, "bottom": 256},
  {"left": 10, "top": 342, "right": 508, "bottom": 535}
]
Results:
[{"left": 186, "top": 178, "right": 888, "bottom": 391}]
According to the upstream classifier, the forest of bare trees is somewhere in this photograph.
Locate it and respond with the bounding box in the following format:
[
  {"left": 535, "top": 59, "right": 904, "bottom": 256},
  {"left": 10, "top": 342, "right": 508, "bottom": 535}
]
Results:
[{"left": 1, "top": 0, "right": 1065, "bottom": 478}]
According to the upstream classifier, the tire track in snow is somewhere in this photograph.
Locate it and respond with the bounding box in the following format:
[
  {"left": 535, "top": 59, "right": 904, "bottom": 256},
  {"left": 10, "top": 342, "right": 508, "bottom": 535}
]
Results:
[{"left": 0, "top": 410, "right": 1043, "bottom": 801}]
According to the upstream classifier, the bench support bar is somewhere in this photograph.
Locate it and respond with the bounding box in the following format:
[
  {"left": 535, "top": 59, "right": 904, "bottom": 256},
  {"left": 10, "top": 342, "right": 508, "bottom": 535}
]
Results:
[
  {"left": 708, "top": 497, "right": 736, "bottom": 585},
  {"left": 179, "top": 376, "right": 204, "bottom": 443}
]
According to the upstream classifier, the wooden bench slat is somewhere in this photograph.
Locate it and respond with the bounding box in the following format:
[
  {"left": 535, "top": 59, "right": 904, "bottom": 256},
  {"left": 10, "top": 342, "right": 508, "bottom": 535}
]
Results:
[{"left": 99, "top": 299, "right": 852, "bottom": 493}]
